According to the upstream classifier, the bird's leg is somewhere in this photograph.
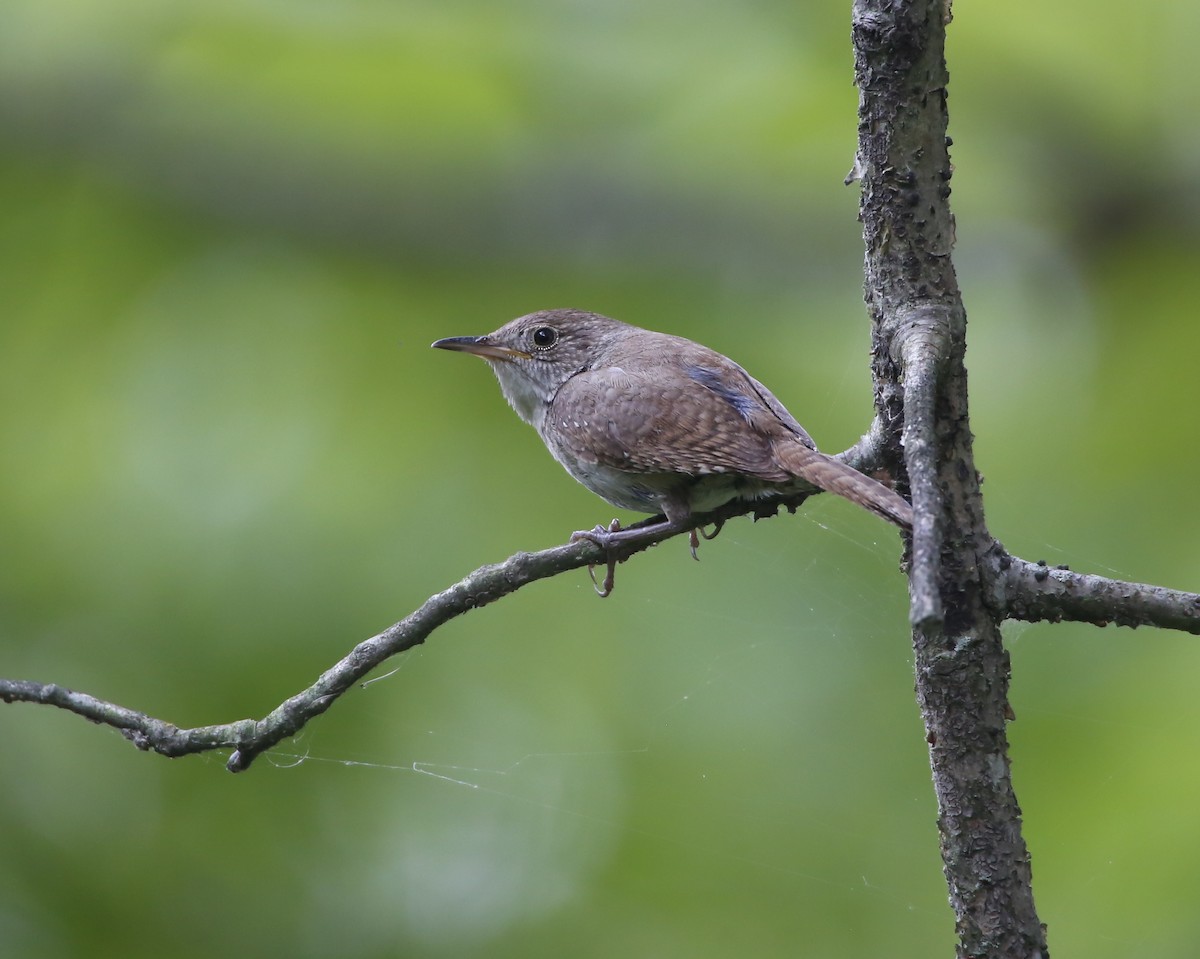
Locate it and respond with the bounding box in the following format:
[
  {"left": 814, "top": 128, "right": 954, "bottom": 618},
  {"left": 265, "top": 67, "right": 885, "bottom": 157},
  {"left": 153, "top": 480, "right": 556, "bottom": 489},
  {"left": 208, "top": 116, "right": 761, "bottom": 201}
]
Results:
[
  {"left": 571, "top": 518, "right": 625, "bottom": 597},
  {"left": 570, "top": 498, "right": 706, "bottom": 593},
  {"left": 570, "top": 515, "right": 679, "bottom": 550},
  {"left": 570, "top": 512, "right": 692, "bottom": 596}
]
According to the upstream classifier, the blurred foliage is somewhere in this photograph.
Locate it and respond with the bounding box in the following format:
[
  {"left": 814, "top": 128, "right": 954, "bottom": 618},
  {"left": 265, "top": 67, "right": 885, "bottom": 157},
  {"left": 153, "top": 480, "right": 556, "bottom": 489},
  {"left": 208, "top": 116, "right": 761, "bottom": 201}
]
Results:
[{"left": 1, "top": 1, "right": 1198, "bottom": 957}]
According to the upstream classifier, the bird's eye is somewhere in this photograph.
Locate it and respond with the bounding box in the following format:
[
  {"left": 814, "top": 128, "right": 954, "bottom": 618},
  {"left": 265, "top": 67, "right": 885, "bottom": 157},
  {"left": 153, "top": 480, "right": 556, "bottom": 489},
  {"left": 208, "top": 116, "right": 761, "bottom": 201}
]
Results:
[{"left": 531, "top": 326, "right": 558, "bottom": 349}]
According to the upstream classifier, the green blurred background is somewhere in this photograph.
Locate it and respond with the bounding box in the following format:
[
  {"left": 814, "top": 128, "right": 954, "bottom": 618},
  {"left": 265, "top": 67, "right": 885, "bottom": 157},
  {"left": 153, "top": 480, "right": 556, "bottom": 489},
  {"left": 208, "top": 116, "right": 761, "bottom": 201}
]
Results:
[{"left": 2, "top": 1, "right": 1198, "bottom": 956}]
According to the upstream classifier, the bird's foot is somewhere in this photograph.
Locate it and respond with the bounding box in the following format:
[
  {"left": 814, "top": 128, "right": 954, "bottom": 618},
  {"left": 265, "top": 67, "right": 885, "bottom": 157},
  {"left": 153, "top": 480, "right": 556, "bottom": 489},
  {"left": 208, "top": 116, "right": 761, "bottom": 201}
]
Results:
[
  {"left": 687, "top": 519, "right": 725, "bottom": 560},
  {"left": 570, "top": 513, "right": 708, "bottom": 594},
  {"left": 571, "top": 518, "right": 624, "bottom": 597},
  {"left": 699, "top": 519, "right": 725, "bottom": 541}
]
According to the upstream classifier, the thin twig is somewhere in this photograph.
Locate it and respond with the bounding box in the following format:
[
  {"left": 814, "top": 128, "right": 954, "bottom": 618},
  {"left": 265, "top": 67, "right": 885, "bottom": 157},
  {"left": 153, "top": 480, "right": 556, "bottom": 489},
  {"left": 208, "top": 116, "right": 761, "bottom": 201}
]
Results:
[{"left": 0, "top": 489, "right": 828, "bottom": 772}]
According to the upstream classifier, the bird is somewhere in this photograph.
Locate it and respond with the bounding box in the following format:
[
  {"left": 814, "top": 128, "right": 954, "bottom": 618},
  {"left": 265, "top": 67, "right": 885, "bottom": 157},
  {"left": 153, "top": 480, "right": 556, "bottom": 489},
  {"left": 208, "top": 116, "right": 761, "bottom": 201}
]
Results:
[{"left": 433, "top": 309, "right": 911, "bottom": 589}]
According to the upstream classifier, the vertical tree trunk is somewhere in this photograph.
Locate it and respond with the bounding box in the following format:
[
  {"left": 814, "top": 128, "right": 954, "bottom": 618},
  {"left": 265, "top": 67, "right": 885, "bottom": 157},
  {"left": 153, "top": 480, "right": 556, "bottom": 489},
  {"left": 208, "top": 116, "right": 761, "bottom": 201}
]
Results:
[{"left": 851, "top": 1, "right": 1049, "bottom": 954}]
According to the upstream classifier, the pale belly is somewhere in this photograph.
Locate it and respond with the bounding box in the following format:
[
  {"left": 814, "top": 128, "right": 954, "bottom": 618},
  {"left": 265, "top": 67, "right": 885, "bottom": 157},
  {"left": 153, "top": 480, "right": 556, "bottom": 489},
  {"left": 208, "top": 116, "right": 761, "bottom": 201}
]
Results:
[{"left": 547, "top": 449, "right": 784, "bottom": 518}]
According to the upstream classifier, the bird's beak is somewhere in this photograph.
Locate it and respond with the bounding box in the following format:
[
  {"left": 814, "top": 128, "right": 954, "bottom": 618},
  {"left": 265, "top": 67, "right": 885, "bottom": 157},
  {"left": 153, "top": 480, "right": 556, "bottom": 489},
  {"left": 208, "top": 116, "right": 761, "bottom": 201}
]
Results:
[{"left": 431, "top": 336, "right": 530, "bottom": 361}]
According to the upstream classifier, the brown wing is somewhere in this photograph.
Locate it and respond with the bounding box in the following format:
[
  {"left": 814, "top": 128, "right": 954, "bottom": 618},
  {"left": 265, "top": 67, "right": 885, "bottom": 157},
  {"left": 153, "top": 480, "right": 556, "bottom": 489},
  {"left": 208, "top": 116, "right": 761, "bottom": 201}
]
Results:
[{"left": 546, "top": 361, "right": 806, "bottom": 480}]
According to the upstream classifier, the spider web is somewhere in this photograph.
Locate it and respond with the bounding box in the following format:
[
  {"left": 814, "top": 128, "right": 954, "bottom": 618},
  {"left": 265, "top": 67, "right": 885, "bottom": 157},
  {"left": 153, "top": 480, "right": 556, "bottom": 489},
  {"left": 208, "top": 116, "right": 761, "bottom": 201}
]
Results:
[{"left": 259, "top": 503, "right": 955, "bottom": 955}]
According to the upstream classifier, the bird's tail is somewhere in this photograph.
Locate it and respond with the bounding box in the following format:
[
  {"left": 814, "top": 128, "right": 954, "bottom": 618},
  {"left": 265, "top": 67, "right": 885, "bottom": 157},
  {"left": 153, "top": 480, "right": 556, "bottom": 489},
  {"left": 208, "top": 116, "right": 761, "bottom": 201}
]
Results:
[{"left": 775, "top": 441, "right": 913, "bottom": 530}]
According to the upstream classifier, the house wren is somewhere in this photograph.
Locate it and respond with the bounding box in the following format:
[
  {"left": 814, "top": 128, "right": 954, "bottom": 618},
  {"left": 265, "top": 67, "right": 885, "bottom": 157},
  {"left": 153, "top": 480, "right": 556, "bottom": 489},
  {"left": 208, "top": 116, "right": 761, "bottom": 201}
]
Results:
[{"left": 433, "top": 309, "right": 912, "bottom": 552}]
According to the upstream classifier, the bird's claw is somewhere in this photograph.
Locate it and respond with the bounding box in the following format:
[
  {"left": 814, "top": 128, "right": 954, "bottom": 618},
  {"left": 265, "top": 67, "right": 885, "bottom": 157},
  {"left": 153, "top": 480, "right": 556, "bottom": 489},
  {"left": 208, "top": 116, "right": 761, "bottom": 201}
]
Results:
[
  {"left": 687, "top": 520, "right": 724, "bottom": 560},
  {"left": 585, "top": 561, "right": 616, "bottom": 598},
  {"left": 699, "top": 519, "right": 725, "bottom": 541},
  {"left": 571, "top": 518, "right": 623, "bottom": 597}
]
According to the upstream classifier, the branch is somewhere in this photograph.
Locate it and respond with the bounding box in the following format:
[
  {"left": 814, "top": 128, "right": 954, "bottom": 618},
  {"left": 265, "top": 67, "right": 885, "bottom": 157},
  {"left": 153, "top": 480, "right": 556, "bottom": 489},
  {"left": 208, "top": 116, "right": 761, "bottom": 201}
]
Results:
[
  {"left": 1, "top": 490, "right": 829, "bottom": 772},
  {"left": 995, "top": 550, "right": 1200, "bottom": 634},
  {"left": 836, "top": 414, "right": 902, "bottom": 477},
  {"left": 898, "top": 310, "right": 952, "bottom": 629}
]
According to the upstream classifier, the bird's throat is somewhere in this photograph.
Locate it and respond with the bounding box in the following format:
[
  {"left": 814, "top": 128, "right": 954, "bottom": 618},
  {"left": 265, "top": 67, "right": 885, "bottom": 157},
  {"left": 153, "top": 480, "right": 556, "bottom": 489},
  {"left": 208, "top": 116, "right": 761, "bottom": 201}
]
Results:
[{"left": 489, "top": 361, "right": 547, "bottom": 428}]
